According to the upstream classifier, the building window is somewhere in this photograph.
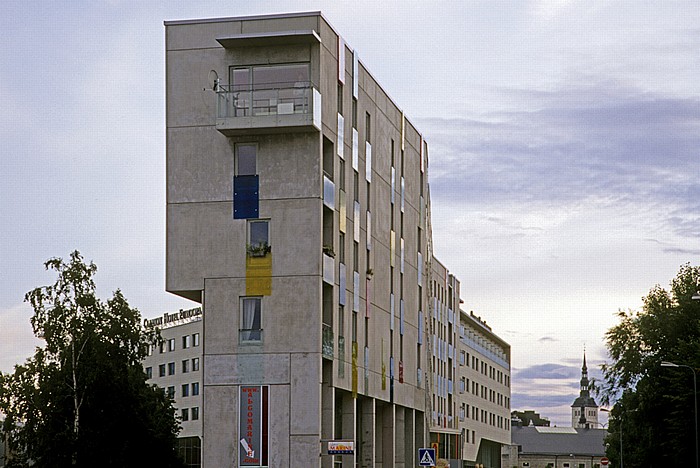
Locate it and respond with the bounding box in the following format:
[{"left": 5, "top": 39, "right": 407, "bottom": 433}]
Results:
[
  {"left": 168, "top": 362, "right": 176, "bottom": 376},
  {"left": 182, "top": 335, "right": 191, "bottom": 349},
  {"left": 167, "top": 386, "right": 175, "bottom": 399},
  {"left": 247, "top": 220, "right": 270, "bottom": 256},
  {"left": 192, "top": 358, "right": 200, "bottom": 372},
  {"left": 159, "top": 364, "right": 166, "bottom": 378},
  {"left": 182, "top": 384, "right": 190, "bottom": 397},
  {"left": 168, "top": 338, "right": 176, "bottom": 352},
  {"left": 182, "top": 359, "right": 190, "bottom": 373},
  {"left": 193, "top": 333, "right": 200, "bottom": 347},
  {"left": 145, "top": 367, "right": 153, "bottom": 379},
  {"left": 240, "top": 297, "right": 262, "bottom": 342},
  {"left": 192, "top": 382, "right": 200, "bottom": 396},
  {"left": 235, "top": 144, "right": 257, "bottom": 176},
  {"left": 181, "top": 408, "right": 189, "bottom": 422},
  {"left": 192, "top": 407, "right": 200, "bottom": 421}
]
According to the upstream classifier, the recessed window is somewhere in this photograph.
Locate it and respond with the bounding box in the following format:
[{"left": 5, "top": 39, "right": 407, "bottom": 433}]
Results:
[
  {"left": 145, "top": 367, "right": 153, "bottom": 379},
  {"left": 236, "top": 144, "right": 257, "bottom": 176},
  {"left": 181, "top": 408, "right": 189, "bottom": 421},
  {"left": 168, "top": 362, "right": 175, "bottom": 376},
  {"left": 193, "top": 333, "right": 200, "bottom": 347},
  {"left": 182, "top": 359, "right": 190, "bottom": 374},
  {"left": 192, "top": 382, "right": 200, "bottom": 396},
  {"left": 240, "top": 297, "right": 262, "bottom": 342},
  {"left": 192, "top": 407, "right": 200, "bottom": 421},
  {"left": 167, "top": 386, "right": 175, "bottom": 399},
  {"left": 248, "top": 220, "right": 270, "bottom": 256},
  {"left": 192, "top": 358, "right": 200, "bottom": 372},
  {"left": 182, "top": 384, "right": 190, "bottom": 397},
  {"left": 168, "top": 338, "right": 176, "bottom": 352},
  {"left": 182, "top": 335, "right": 191, "bottom": 349},
  {"left": 159, "top": 364, "right": 166, "bottom": 377}
]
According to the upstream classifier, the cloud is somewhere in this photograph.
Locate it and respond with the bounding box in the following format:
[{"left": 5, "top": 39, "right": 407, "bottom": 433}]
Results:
[{"left": 514, "top": 363, "right": 580, "bottom": 380}]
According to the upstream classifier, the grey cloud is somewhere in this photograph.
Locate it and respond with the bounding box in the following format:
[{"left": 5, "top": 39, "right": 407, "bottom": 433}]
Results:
[
  {"left": 419, "top": 85, "right": 700, "bottom": 239},
  {"left": 514, "top": 363, "right": 580, "bottom": 380},
  {"left": 511, "top": 392, "right": 575, "bottom": 409}
]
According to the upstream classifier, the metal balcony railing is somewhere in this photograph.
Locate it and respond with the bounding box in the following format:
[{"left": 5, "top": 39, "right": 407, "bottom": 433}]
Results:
[{"left": 217, "top": 83, "right": 312, "bottom": 118}]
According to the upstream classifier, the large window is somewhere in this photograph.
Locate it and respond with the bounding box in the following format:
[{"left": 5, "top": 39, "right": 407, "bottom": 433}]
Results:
[
  {"left": 229, "top": 63, "right": 311, "bottom": 116},
  {"left": 240, "top": 297, "right": 262, "bottom": 342}
]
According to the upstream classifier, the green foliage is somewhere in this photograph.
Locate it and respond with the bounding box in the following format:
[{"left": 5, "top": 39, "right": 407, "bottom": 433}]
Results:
[
  {"left": 0, "top": 251, "right": 184, "bottom": 468},
  {"left": 602, "top": 263, "right": 700, "bottom": 466}
]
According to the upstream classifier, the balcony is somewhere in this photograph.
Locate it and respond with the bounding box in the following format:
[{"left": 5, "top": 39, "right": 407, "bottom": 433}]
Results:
[{"left": 216, "top": 84, "right": 321, "bottom": 136}]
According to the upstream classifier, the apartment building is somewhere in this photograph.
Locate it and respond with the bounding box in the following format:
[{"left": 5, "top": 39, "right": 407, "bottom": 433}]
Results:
[
  {"left": 164, "top": 11, "right": 510, "bottom": 468},
  {"left": 142, "top": 307, "right": 203, "bottom": 466},
  {"left": 457, "top": 311, "right": 511, "bottom": 468},
  {"left": 165, "top": 11, "right": 431, "bottom": 467}
]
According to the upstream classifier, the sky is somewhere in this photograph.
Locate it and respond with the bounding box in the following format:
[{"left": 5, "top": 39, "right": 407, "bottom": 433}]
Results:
[{"left": 1, "top": 0, "right": 699, "bottom": 427}]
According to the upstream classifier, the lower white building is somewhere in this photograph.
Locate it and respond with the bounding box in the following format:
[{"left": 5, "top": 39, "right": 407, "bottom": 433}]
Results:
[{"left": 142, "top": 307, "right": 203, "bottom": 467}]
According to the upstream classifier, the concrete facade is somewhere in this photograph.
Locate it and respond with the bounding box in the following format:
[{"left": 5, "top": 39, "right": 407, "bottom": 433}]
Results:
[{"left": 165, "top": 12, "right": 431, "bottom": 467}]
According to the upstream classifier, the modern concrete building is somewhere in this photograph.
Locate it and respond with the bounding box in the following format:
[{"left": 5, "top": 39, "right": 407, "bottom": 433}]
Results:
[
  {"left": 164, "top": 11, "right": 432, "bottom": 467},
  {"left": 457, "top": 310, "right": 511, "bottom": 468},
  {"left": 164, "top": 11, "right": 510, "bottom": 468},
  {"left": 142, "top": 307, "right": 204, "bottom": 466}
]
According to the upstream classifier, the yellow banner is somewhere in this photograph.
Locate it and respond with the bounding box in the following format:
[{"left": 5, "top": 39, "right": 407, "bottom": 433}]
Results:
[{"left": 246, "top": 254, "right": 272, "bottom": 296}]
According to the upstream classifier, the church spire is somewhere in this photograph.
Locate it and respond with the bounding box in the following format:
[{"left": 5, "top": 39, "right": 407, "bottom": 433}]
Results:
[{"left": 571, "top": 349, "right": 599, "bottom": 428}]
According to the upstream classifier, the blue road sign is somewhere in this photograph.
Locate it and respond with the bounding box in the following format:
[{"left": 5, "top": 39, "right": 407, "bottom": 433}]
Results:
[{"left": 418, "top": 448, "right": 436, "bottom": 466}]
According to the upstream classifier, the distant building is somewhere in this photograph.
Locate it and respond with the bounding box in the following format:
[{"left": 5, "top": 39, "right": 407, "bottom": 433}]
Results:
[
  {"left": 504, "top": 426, "right": 606, "bottom": 468},
  {"left": 142, "top": 307, "right": 203, "bottom": 467},
  {"left": 457, "top": 310, "right": 512, "bottom": 468},
  {"left": 511, "top": 410, "right": 551, "bottom": 427},
  {"left": 571, "top": 353, "right": 599, "bottom": 429}
]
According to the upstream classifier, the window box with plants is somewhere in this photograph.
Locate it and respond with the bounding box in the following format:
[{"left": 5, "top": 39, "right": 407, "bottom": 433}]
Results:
[{"left": 247, "top": 241, "right": 271, "bottom": 257}]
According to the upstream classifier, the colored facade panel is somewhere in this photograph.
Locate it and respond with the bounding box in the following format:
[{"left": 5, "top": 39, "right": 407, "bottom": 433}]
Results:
[
  {"left": 246, "top": 254, "right": 272, "bottom": 296},
  {"left": 234, "top": 175, "right": 259, "bottom": 219}
]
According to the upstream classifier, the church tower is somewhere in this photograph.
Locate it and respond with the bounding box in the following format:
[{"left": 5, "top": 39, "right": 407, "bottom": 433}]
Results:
[{"left": 571, "top": 352, "right": 599, "bottom": 428}]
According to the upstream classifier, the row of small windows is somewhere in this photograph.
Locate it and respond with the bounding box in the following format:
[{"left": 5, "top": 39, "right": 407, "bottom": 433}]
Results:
[
  {"left": 460, "top": 350, "right": 510, "bottom": 387},
  {"left": 181, "top": 407, "right": 200, "bottom": 422},
  {"left": 461, "top": 403, "right": 510, "bottom": 430},
  {"left": 459, "top": 377, "right": 510, "bottom": 409},
  {"left": 166, "top": 383, "right": 200, "bottom": 399},
  {"left": 145, "top": 357, "right": 201, "bottom": 379},
  {"left": 150, "top": 333, "right": 201, "bottom": 355}
]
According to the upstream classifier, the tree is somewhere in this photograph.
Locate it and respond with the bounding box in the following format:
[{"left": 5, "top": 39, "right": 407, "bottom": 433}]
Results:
[
  {"left": 0, "top": 251, "right": 184, "bottom": 468},
  {"left": 601, "top": 263, "right": 700, "bottom": 466}
]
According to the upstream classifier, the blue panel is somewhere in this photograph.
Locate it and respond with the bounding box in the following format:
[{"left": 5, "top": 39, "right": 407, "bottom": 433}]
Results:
[{"left": 233, "top": 175, "right": 259, "bottom": 219}]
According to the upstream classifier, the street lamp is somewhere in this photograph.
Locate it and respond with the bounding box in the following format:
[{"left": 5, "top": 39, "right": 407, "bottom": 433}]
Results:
[
  {"left": 661, "top": 361, "right": 699, "bottom": 468},
  {"left": 600, "top": 408, "right": 623, "bottom": 468}
]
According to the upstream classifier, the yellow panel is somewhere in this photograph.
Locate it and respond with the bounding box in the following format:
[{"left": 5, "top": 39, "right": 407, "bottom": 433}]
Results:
[
  {"left": 352, "top": 341, "right": 358, "bottom": 398},
  {"left": 246, "top": 254, "right": 272, "bottom": 296},
  {"left": 339, "top": 190, "right": 346, "bottom": 233}
]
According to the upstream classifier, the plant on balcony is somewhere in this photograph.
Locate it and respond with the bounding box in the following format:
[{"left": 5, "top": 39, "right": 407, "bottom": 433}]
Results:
[
  {"left": 366, "top": 268, "right": 374, "bottom": 278},
  {"left": 322, "top": 244, "right": 335, "bottom": 258},
  {"left": 247, "top": 241, "right": 271, "bottom": 257}
]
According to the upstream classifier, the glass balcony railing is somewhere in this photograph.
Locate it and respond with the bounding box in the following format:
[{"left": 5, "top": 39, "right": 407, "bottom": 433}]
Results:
[
  {"left": 216, "top": 84, "right": 321, "bottom": 135},
  {"left": 322, "top": 323, "right": 334, "bottom": 359}
]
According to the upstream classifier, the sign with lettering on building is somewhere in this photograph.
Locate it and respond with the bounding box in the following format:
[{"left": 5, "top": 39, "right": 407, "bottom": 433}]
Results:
[{"left": 239, "top": 385, "right": 269, "bottom": 467}]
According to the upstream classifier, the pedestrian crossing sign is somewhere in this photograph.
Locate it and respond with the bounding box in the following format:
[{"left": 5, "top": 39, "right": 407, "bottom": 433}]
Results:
[{"left": 419, "top": 447, "right": 436, "bottom": 466}]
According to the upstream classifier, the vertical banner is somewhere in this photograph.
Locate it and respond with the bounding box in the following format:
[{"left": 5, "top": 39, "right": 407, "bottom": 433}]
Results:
[{"left": 239, "top": 385, "right": 269, "bottom": 467}]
